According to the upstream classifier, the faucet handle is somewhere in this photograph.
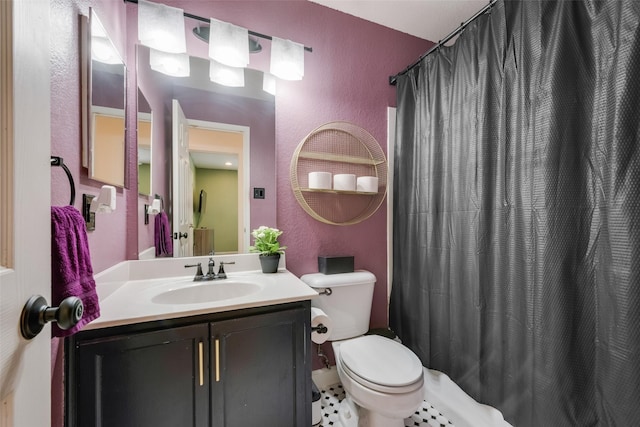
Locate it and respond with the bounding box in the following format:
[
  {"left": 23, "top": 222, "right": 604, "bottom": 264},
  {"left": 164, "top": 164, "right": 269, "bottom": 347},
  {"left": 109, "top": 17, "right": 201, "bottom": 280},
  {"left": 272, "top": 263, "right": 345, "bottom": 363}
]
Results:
[
  {"left": 185, "top": 263, "right": 204, "bottom": 280},
  {"left": 217, "top": 261, "right": 235, "bottom": 279},
  {"left": 207, "top": 257, "right": 216, "bottom": 276}
]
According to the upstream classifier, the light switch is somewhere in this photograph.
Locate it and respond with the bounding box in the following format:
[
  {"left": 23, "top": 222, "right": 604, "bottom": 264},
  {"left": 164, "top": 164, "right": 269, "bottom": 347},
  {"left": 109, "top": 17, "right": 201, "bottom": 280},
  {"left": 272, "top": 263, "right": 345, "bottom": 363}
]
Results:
[{"left": 253, "top": 188, "right": 265, "bottom": 199}]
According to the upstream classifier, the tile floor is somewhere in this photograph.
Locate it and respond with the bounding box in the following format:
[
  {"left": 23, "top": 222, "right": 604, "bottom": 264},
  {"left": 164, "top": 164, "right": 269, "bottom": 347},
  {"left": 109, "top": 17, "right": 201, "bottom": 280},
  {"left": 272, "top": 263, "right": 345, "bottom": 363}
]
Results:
[{"left": 319, "top": 383, "right": 454, "bottom": 427}]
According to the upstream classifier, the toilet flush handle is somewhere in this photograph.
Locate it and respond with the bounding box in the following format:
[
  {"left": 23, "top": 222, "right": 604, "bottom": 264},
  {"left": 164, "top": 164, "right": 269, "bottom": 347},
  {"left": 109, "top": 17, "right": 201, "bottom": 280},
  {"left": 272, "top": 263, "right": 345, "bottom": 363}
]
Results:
[{"left": 317, "top": 287, "right": 332, "bottom": 296}]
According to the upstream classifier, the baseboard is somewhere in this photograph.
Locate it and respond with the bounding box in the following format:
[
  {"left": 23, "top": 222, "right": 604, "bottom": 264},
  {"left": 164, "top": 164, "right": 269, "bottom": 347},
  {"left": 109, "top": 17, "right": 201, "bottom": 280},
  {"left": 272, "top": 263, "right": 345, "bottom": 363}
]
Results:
[{"left": 312, "top": 366, "right": 340, "bottom": 388}]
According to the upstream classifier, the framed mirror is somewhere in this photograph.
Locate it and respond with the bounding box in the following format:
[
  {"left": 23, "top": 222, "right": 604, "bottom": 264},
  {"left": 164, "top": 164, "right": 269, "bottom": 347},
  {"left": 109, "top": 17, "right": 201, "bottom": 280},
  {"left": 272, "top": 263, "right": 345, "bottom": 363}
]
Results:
[
  {"left": 137, "top": 88, "right": 152, "bottom": 196},
  {"left": 82, "top": 9, "right": 127, "bottom": 187}
]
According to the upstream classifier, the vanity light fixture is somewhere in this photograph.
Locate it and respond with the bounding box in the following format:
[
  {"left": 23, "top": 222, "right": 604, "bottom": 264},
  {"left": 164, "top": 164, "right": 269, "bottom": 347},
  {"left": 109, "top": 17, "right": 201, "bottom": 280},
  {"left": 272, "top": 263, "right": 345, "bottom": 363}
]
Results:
[
  {"left": 270, "top": 37, "right": 304, "bottom": 81},
  {"left": 90, "top": 12, "right": 121, "bottom": 64},
  {"left": 208, "top": 18, "right": 250, "bottom": 68},
  {"left": 193, "top": 26, "right": 263, "bottom": 54},
  {"left": 91, "top": 36, "right": 121, "bottom": 64},
  {"left": 149, "top": 48, "right": 190, "bottom": 77},
  {"left": 263, "top": 72, "right": 277, "bottom": 96},
  {"left": 128, "top": 0, "right": 313, "bottom": 82},
  {"left": 138, "top": 0, "right": 186, "bottom": 54},
  {"left": 209, "top": 59, "right": 244, "bottom": 87}
]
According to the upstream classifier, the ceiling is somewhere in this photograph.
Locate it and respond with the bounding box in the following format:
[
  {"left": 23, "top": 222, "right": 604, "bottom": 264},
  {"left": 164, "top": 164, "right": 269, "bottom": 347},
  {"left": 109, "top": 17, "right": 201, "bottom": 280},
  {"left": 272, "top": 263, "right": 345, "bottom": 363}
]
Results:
[
  {"left": 309, "top": 0, "right": 489, "bottom": 43},
  {"left": 191, "top": 152, "right": 238, "bottom": 170}
]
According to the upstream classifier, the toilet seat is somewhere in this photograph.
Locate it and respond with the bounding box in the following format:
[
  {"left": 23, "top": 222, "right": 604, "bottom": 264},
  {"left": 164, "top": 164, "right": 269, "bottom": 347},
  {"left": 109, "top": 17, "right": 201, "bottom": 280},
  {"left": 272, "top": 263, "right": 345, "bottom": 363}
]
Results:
[{"left": 338, "top": 335, "right": 424, "bottom": 394}]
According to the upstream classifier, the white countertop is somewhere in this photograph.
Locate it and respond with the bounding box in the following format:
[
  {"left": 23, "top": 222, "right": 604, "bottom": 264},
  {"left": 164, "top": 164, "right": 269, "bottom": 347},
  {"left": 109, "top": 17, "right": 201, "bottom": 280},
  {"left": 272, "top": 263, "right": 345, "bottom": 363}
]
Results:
[{"left": 85, "top": 254, "right": 318, "bottom": 330}]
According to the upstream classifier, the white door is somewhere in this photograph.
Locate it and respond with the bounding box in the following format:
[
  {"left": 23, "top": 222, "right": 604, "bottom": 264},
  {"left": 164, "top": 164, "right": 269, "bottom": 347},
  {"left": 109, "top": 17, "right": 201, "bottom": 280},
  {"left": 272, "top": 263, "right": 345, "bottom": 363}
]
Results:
[
  {"left": 0, "top": 1, "right": 51, "bottom": 425},
  {"left": 172, "top": 99, "right": 194, "bottom": 257}
]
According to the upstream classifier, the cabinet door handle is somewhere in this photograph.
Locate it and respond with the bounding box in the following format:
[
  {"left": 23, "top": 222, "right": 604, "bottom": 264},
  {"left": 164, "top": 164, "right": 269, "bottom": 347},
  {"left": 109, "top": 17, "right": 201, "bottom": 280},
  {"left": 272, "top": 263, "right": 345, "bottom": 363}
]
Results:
[
  {"left": 198, "top": 341, "right": 204, "bottom": 386},
  {"left": 215, "top": 338, "right": 220, "bottom": 382}
]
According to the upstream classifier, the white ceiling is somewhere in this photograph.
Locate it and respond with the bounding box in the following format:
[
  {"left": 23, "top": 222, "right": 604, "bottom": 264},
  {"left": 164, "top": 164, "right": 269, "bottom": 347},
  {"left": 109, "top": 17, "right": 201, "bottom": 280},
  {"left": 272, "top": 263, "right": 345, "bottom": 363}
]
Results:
[
  {"left": 309, "top": 0, "right": 489, "bottom": 42},
  {"left": 191, "top": 152, "right": 239, "bottom": 170}
]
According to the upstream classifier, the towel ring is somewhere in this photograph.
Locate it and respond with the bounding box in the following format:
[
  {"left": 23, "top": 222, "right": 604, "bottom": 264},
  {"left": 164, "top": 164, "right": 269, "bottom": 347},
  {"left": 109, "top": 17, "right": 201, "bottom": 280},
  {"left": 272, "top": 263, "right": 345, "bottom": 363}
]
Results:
[{"left": 51, "top": 156, "right": 76, "bottom": 205}]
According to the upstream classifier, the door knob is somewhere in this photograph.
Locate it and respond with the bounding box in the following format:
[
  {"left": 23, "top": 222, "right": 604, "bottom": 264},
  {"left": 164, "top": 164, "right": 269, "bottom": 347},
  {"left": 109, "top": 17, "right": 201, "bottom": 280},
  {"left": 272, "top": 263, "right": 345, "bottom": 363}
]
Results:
[
  {"left": 174, "top": 232, "right": 188, "bottom": 239},
  {"left": 20, "top": 295, "right": 83, "bottom": 339}
]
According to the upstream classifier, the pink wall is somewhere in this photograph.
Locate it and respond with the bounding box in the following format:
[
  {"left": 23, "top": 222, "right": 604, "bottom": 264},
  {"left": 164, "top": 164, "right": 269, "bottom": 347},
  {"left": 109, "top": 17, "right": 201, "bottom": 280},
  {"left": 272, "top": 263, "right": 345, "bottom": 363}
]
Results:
[{"left": 50, "top": 0, "right": 433, "bottom": 366}]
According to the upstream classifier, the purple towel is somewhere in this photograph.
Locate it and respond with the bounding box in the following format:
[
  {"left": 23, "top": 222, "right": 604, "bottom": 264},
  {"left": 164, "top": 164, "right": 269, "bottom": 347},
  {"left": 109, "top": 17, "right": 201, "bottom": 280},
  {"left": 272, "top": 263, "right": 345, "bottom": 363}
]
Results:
[
  {"left": 51, "top": 206, "right": 100, "bottom": 337},
  {"left": 155, "top": 211, "right": 173, "bottom": 257}
]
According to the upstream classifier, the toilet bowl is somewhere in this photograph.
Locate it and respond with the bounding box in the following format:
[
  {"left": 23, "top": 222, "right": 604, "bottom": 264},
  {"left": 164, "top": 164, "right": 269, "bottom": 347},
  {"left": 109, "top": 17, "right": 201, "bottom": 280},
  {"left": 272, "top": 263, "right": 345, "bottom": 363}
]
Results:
[
  {"left": 300, "top": 271, "right": 426, "bottom": 427},
  {"left": 333, "top": 336, "right": 424, "bottom": 427}
]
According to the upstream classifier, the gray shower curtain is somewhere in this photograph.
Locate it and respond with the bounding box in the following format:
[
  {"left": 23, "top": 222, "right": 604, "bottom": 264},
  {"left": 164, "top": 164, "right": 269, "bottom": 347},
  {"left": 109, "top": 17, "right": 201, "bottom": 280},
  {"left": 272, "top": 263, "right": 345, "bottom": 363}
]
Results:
[{"left": 390, "top": 1, "right": 640, "bottom": 426}]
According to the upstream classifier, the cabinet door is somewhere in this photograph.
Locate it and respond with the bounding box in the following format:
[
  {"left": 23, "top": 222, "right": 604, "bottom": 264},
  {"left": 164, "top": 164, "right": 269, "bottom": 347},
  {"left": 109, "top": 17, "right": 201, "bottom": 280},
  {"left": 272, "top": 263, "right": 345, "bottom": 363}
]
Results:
[
  {"left": 210, "top": 308, "right": 310, "bottom": 427},
  {"left": 74, "top": 323, "right": 209, "bottom": 427}
]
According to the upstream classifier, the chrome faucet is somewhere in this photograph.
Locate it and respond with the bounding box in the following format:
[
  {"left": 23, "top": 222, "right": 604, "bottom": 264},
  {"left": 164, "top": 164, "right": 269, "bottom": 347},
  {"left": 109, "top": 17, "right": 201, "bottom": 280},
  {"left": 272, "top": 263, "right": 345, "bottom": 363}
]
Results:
[
  {"left": 184, "top": 262, "right": 205, "bottom": 281},
  {"left": 216, "top": 261, "right": 235, "bottom": 279},
  {"left": 207, "top": 257, "right": 216, "bottom": 277},
  {"left": 184, "top": 258, "right": 235, "bottom": 281}
]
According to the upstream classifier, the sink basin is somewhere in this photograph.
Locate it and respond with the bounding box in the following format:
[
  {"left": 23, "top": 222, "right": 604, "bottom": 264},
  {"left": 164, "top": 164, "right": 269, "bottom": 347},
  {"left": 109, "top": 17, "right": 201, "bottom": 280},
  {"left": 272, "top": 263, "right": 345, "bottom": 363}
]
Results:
[{"left": 152, "top": 281, "right": 262, "bottom": 305}]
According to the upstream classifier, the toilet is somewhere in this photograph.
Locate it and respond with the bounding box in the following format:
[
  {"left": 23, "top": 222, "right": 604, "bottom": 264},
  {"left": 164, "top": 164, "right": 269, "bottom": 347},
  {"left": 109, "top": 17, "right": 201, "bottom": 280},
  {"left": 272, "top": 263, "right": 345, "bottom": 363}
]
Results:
[{"left": 301, "top": 271, "right": 425, "bottom": 427}]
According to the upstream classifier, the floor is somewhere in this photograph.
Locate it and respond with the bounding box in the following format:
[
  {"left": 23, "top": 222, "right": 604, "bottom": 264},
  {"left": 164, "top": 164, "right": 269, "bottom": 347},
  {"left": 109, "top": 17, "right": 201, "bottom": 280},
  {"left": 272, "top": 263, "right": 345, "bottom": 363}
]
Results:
[{"left": 319, "top": 383, "right": 454, "bottom": 427}]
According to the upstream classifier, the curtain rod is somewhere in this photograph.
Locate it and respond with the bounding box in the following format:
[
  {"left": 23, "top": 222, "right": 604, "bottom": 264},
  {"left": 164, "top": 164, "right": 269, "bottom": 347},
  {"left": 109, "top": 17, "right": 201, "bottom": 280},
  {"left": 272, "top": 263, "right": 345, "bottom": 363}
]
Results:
[
  {"left": 389, "top": 0, "right": 496, "bottom": 85},
  {"left": 123, "top": 0, "right": 313, "bottom": 52}
]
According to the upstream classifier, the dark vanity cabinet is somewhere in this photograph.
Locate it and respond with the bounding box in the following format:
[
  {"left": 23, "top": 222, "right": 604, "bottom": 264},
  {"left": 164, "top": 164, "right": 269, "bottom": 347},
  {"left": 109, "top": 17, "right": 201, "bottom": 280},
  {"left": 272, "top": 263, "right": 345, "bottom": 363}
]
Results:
[
  {"left": 66, "top": 302, "right": 311, "bottom": 427},
  {"left": 71, "top": 323, "right": 210, "bottom": 426}
]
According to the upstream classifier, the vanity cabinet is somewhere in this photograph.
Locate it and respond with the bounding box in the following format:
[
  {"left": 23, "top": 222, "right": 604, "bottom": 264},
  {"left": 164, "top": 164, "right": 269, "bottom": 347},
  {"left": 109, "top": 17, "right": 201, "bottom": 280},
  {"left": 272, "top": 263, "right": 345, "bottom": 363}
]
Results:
[
  {"left": 210, "top": 309, "right": 308, "bottom": 426},
  {"left": 71, "top": 323, "right": 210, "bottom": 426},
  {"left": 66, "top": 302, "right": 311, "bottom": 427}
]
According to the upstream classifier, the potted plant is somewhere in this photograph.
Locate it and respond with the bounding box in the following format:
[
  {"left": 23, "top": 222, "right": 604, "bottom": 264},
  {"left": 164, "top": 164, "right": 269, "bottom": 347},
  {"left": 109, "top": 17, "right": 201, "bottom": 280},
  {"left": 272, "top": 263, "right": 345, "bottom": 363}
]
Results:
[{"left": 249, "top": 226, "right": 287, "bottom": 273}]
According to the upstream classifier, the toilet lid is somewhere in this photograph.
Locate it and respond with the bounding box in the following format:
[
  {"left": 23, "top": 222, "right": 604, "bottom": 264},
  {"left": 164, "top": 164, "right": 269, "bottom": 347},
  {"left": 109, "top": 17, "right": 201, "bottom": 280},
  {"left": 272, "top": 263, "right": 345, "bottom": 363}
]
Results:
[{"left": 339, "top": 335, "right": 423, "bottom": 388}]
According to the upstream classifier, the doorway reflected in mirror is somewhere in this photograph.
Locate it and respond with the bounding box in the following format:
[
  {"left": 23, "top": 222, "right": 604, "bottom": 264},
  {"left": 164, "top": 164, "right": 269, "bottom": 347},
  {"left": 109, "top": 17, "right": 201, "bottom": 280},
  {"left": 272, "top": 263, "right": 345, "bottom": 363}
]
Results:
[{"left": 137, "top": 88, "right": 152, "bottom": 196}]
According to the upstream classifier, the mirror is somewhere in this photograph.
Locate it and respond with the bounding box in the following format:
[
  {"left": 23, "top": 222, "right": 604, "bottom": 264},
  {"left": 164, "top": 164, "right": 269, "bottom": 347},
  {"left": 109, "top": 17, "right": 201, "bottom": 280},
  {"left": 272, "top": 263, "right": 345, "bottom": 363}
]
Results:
[
  {"left": 137, "top": 88, "right": 152, "bottom": 196},
  {"left": 137, "top": 45, "right": 276, "bottom": 256},
  {"left": 82, "top": 9, "right": 126, "bottom": 187}
]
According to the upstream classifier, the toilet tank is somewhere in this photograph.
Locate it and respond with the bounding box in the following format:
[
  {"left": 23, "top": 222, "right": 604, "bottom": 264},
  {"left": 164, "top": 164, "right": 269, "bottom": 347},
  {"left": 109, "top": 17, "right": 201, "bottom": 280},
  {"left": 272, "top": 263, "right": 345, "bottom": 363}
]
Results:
[{"left": 300, "top": 271, "right": 376, "bottom": 340}]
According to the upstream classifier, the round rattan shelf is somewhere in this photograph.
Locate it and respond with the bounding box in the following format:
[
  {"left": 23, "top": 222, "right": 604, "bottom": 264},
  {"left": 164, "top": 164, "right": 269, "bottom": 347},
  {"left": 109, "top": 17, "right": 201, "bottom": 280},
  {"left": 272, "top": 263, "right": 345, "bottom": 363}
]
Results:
[{"left": 290, "top": 121, "right": 387, "bottom": 225}]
